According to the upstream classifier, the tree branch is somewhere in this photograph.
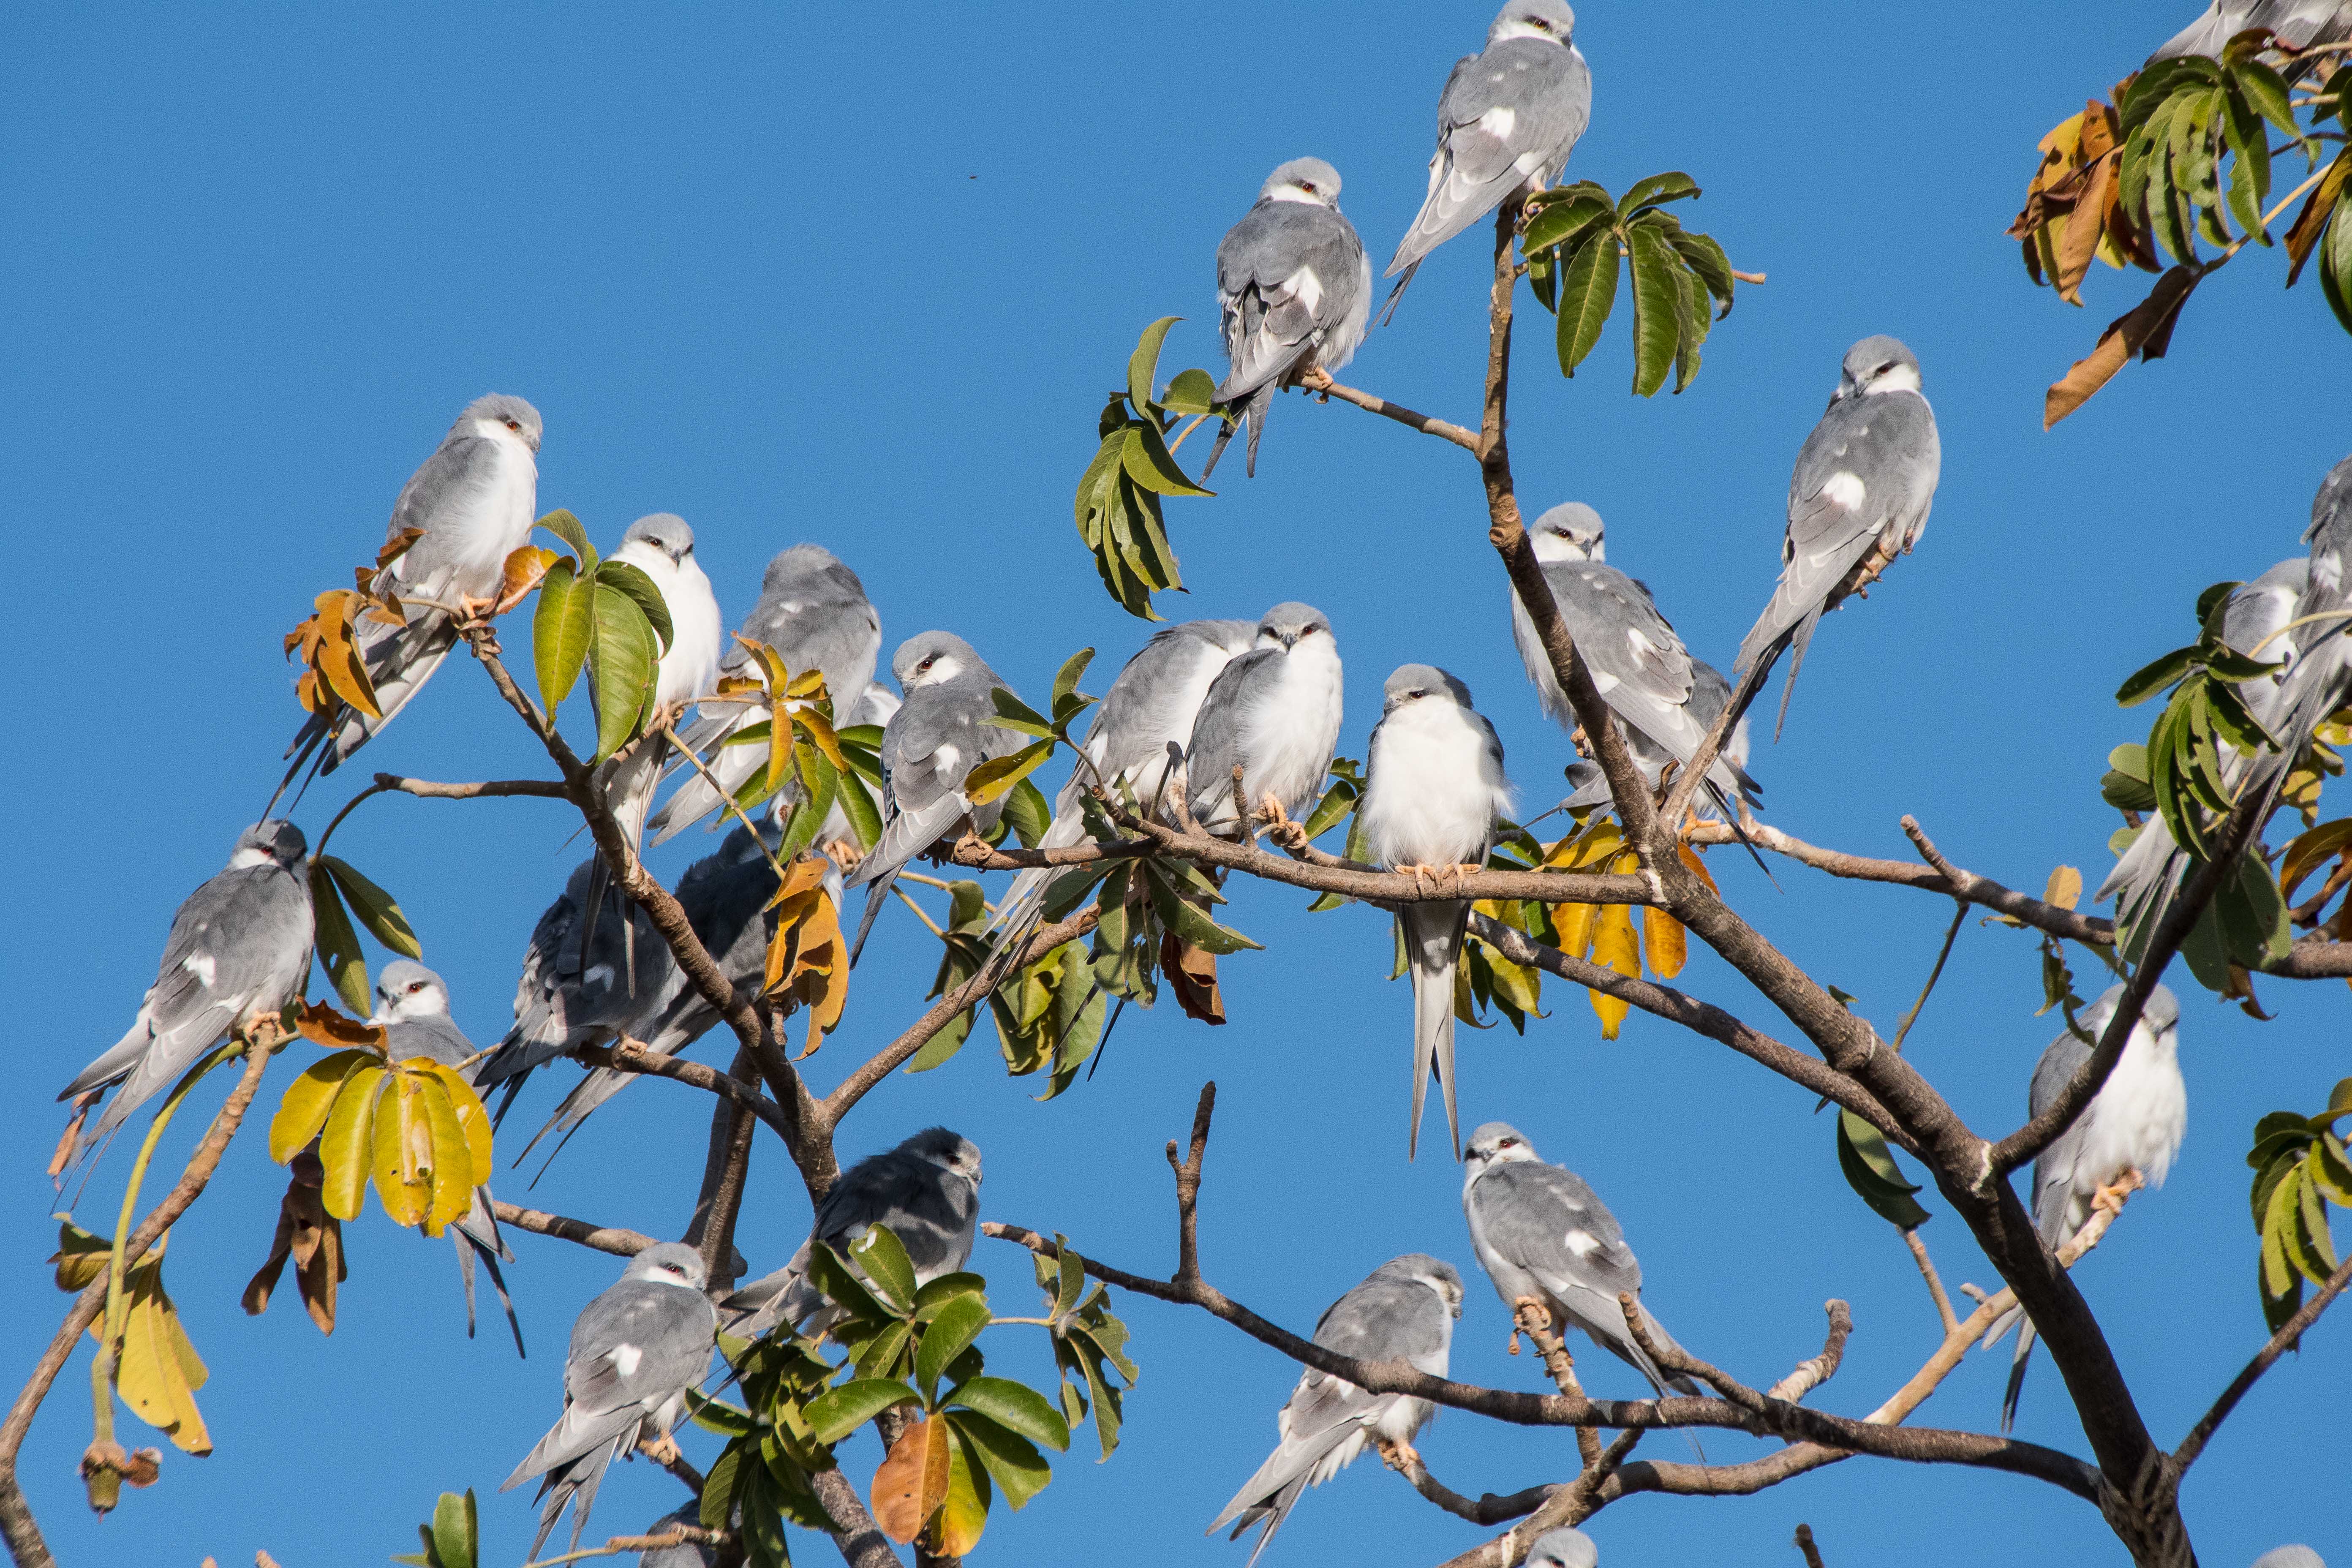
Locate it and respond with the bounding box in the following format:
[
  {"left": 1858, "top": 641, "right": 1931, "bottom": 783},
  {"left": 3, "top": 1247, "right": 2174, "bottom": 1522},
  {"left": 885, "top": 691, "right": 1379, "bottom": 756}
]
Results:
[
  {"left": 683, "top": 1045, "right": 760, "bottom": 1293},
  {"left": 809, "top": 1467, "right": 904, "bottom": 1568},
  {"left": 577, "top": 1040, "right": 796, "bottom": 1146},
  {"left": 367, "top": 773, "right": 572, "bottom": 802},
  {"left": 2173, "top": 1252, "right": 2352, "bottom": 1473},
  {"left": 1296, "top": 368, "right": 1481, "bottom": 451},
  {"left": 490, "top": 1203, "right": 656, "bottom": 1258}
]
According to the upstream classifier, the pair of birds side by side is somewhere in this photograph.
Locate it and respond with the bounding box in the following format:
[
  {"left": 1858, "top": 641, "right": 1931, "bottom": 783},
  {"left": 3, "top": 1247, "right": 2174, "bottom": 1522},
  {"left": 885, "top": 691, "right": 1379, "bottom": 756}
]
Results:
[{"left": 1206, "top": 0, "right": 1589, "bottom": 480}]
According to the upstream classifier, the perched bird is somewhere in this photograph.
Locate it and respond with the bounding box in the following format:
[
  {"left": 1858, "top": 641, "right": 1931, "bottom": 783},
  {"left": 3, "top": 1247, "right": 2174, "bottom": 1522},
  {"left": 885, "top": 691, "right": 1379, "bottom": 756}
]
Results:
[
  {"left": 1203, "top": 158, "right": 1371, "bottom": 482},
  {"left": 1385, "top": 0, "right": 1591, "bottom": 313},
  {"left": 1513, "top": 504, "right": 1759, "bottom": 817},
  {"left": 1560, "top": 658, "right": 1751, "bottom": 814},
  {"left": 1209, "top": 1254, "right": 1465, "bottom": 1566},
  {"left": 60, "top": 821, "right": 313, "bottom": 1169},
  {"left": 1460, "top": 1122, "right": 1699, "bottom": 1397},
  {"left": 848, "top": 633, "right": 1029, "bottom": 963},
  {"left": 280, "top": 395, "right": 542, "bottom": 789},
  {"left": 648, "top": 543, "right": 881, "bottom": 844},
  {"left": 478, "top": 858, "right": 675, "bottom": 1108},
  {"left": 1989, "top": 984, "right": 2185, "bottom": 1430},
  {"left": 724, "top": 1128, "right": 982, "bottom": 1338},
  {"left": 1734, "top": 336, "right": 1941, "bottom": 739},
  {"left": 1184, "top": 603, "right": 1344, "bottom": 837},
  {"left": 2249, "top": 1548, "right": 2327, "bottom": 1568},
  {"left": 1359, "top": 666, "right": 1514, "bottom": 1159},
  {"left": 1526, "top": 1529, "right": 1601, "bottom": 1568},
  {"left": 503, "top": 1243, "right": 718, "bottom": 1559},
  {"left": 2153, "top": 2, "right": 2352, "bottom": 76},
  {"left": 577, "top": 515, "right": 725, "bottom": 981},
  {"left": 988, "top": 618, "right": 1257, "bottom": 957},
  {"left": 369, "top": 961, "right": 522, "bottom": 1355},
  {"left": 637, "top": 1506, "right": 715, "bottom": 1568}
]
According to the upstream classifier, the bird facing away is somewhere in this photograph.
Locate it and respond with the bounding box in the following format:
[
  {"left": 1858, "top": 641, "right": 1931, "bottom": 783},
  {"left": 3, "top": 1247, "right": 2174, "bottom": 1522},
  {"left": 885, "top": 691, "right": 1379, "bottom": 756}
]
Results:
[
  {"left": 1184, "top": 603, "right": 1344, "bottom": 836},
  {"left": 1385, "top": 0, "right": 1590, "bottom": 314},
  {"left": 1512, "top": 504, "right": 1760, "bottom": 816},
  {"left": 2249, "top": 1548, "right": 2328, "bottom": 1568},
  {"left": 1526, "top": 1528, "right": 1601, "bottom": 1568},
  {"left": 2153, "top": 2, "right": 2352, "bottom": 77},
  {"left": 1359, "top": 666, "right": 1514, "bottom": 1160},
  {"left": 648, "top": 543, "right": 881, "bottom": 844},
  {"left": 1209, "top": 1254, "right": 1464, "bottom": 1566},
  {"left": 280, "top": 395, "right": 542, "bottom": 787},
  {"left": 369, "top": 961, "right": 522, "bottom": 1354},
  {"left": 1990, "top": 984, "right": 2185, "bottom": 1430},
  {"left": 723, "top": 1128, "right": 983, "bottom": 1339},
  {"left": 503, "top": 1243, "right": 718, "bottom": 1560},
  {"left": 1203, "top": 158, "right": 1371, "bottom": 482},
  {"left": 61, "top": 820, "right": 313, "bottom": 1171},
  {"left": 1734, "top": 336, "right": 1941, "bottom": 740},
  {"left": 848, "top": 633, "right": 1029, "bottom": 962},
  {"left": 1460, "top": 1122, "right": 1700, "bottom": 1397},
  {"left": 988, "top": 618, "right": 1258, "bottom": 956},
  {"left": 478, "top": 856, "right": 677, "bottom": 1105}
]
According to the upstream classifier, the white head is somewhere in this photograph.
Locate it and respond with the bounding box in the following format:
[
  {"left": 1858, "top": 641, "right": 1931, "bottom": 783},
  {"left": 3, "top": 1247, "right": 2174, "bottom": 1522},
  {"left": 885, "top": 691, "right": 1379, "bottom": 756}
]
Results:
[
  {"left": 1528, "top": 503, "right": 1606, "bottom": 564},
  {"left": 1369, "top": 1252, "right": 1467, "bottom": 1319},
  {"left": 229, "top": 819, "right": 308, "bottom": 872},
  {"left": 890, "top": 631, "right": 982, "bottom": 694},
  {"left": 899, "top": 1126, "right": 983, "bottom": 1187},
  {"left": 1525, "top": 1526, "right": 1600, "bottom": 1568},
  {"left": 1462, "top": 1121, "right": 1543, "bottom": 1176},
  {"left": 619, "top": 513, "right": 698, "bottom": 569},
  {"left": 1382, "top": 663, "right": 1476, "bottom": 717},
  {"left": 626, "top": 1241, "right": 711, "bottom": 1291},
  {"left": 458, "top": 392, "right": 543, "bottom": 454},
  {"left": 1251, "top": 602, "right": 1334, "bottom": 653},
  {"left": 1259, "top": 157, "right": 1344, "bottom": 210},
  {"left": 372, "top": 960, "right": 452, "bottom": 1023},
  {"left": 1489, "top": 0, "right": 1575, "bottom": 47},
  {"left": 1834, "top": 335, "right": 1922, "bottom": 402}
]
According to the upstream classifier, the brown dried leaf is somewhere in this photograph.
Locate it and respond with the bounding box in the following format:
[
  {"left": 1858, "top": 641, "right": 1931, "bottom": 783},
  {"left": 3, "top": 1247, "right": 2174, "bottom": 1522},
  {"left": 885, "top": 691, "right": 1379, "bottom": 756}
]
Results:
[
  {"left": 2043, "top": 264, "right": 2203, "bottom": 428},
  {"left": 872, "top": 1415, "right": 952, "bottom": 1544},
  {"left": 294, "top": 1001, "right": 387, "bottom": 1052},
  {"left": 245, "top": 1150, "right": 341, "bottom": 1334},
  {"left": 2286, "top": 152, "right": 2351, "bottom": 283},
  {"left": 376, "top": 528, "right": 427, "bottom": 570},
  {"left": 494, "top": 545, "right": 561, "bottom": 615},
  {"left": 1160, "top": 930, "right": 1225, "bottom": 1024},
  {"left": 2053, "top": 151, "right": 2119, "bottom": 304},
  {"left": 49, "top": 1091, "right": 97, "bottom": 1180}
]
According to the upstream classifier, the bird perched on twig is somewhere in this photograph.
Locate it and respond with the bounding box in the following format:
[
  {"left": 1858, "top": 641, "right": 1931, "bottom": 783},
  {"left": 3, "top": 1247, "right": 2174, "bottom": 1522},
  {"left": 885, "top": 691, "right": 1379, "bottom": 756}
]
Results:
[
  {"left": 503, "top": 1243, "right": 717, "bottom": 1560},
  {"left": 1183, "top": 603, "right": 1343, "bottom": 839},
  {"left": 1986, "top": 983, "right": 2185, "bottom": 1431},
  {"left": 1360, "top": 666, "right": 1514, "bottom": 1159},
  {"left": 1385, "top": 0, "right": 1591, "bottom": 317},
  {"left": 2153, "top": 1, "right": 2352, "bottom": 78},
  {"left": 1203, "top": 158, "right": 1370, "bottom": 482},
  {"left": 1209, "top": 1254, "right": 1464, "bottom": 1566}
]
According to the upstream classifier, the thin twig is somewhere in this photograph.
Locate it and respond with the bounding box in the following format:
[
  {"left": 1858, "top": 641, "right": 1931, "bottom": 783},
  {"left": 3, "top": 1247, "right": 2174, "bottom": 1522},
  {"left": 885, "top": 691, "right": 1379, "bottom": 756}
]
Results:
[
  {"left": 2173, "top": 1252, "right": 2352, "bottom": 1473},
  {"left": 1893, "top": 900, "right": 1968, "bottom": 1051},
  {"left": 490, "top": 1203, "right": 656, "bottom": 1258},
  {"left": 1298, "top": 368, "right": 1481, "bottom": 451},
  {"left": 1515, "top": 1302, "right": 1603, "bottom": 1470},
  {"left": 1903, "top": 1230, "right": 1962, "bottom": 1338}
]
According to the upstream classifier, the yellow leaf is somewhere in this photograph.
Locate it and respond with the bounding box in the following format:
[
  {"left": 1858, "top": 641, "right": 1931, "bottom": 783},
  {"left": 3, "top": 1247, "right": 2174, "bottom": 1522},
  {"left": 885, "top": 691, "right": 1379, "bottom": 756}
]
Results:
[
  {"left": 1642, "top": 905, "right": 1687, "bottom": 979},
  {"left": 795, "top": 703, "right": 849, "bottom": 772},
  {"left": 1544, "top": 819, "right": 1623, "bottom": 869},
  {"left": 312, "top": 591, "right": 384, "bottom": 720},
  {"left": 376, "top": 526, "right": 427, "bottom": 570},
  {"left": 419, "top": 1063, "right": 495, "bottom": 1187},
  {"left": 108, "top": 1251, "right": 210, "bottom": 1455},
  {"left": 1676, "top": 840, "right": 1720, "bottom": 895},
  {"left": 1588, "top": 904, "right": 1639, "bottom": 1040},
  {"left": 2043, "top": 866, "right": 2082, "bottom": 912},
  {"left": 872, "top": 1415, "right": 952, "bottom": 1544},
  {"left": 270, "top": 1051, "right": 374, "bottom": 1164},
  {"left": 411, "top": 1067, "right": 474, "bottom": 1237},
  {"left": 1556, "top": 903, "right": 1597, "bottom": 960},
  {"left": 370, "top": 1070, "right": 435, "bottom": 1228},
  {"left": 936, "top": 1424, "right": 990, "bottom": 1556},
  {"left": 317, "top": 1064, "right": 385, "bottom": 1222}
]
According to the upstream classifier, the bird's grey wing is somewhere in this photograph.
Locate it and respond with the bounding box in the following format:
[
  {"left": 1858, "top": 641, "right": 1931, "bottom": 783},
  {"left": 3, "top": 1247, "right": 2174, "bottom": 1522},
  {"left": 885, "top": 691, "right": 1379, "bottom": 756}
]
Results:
[
  {"left": 1557, "top": 563, "right": 1695, "bottom": 716},
  {"left": 849, "top": 691, "right": 969, "bottom": 887},
  {"left": 814, "top": 1155, "right": 979, "bottom": 1281},
  {"left": 1215, "top": 204, "right": 1370, "bottom": 405},
  {"left": 382, "top": 1015, "right": 476, "bottom": 1071},
  {"left": 1388, "top": 43, "right": 1590, "bottom": 277},
  {"left": 507, "top": 1283, "right": 716, "bottom": 1487},
  {"left": 2027, "top": 1031, "right": 2096, "bottom": 1242},
  {"left": 1477, "top": 1162, "right": 1687, "bottom": 1388},
  {"left": 1184, "top": 650, "right": 1278, "bottom": 827}
]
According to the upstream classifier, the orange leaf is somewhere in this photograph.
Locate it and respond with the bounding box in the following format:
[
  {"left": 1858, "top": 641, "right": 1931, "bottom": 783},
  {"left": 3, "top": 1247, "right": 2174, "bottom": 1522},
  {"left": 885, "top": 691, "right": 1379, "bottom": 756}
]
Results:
[
  {"left": 294, "top": 1001, "right": 387, "bottom": 1054},
  {"left": 1642, "top": 905, "right": 1687, "bottom": 980},
  {"left": 1588, "top": 905, "right": 1639, "bottom": 1040},
  {"left": 494, "top": 546, "right": 560, "bottom": 615},
  {"left": 2052, "top": 150, "right": 2118, "bottom": 305},
  {"left": 1675, "top": 840, "right": 1719, "bottom": 896},
  {"left": 376, "top": 528, "right": 427, "bottom": 570},
  {"left": 2044, "top": 264, "right": 2202, "bottom": 428},
  {"left": 871, "top": 1416, "right": 951, "bottom": 1544},
  {"left": 311, "top": 591, "right": 384, "bottom": 720}
]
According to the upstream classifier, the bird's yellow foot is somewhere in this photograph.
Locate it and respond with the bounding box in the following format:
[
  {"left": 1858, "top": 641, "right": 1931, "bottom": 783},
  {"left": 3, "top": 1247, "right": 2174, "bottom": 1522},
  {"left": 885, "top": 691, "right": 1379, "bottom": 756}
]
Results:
[
  {"left": 824, "top": 838, "right": 864, "bottom": 873},
  {"left": 2091, "top": 1168, "right": 2146, "bottom": 1218},
  {"left": 638, "top": 1432, "right": 683, "bottom": 1467},
  {"left": 1376, "top": 1439, "right": 1423, "bottom": 1473}
]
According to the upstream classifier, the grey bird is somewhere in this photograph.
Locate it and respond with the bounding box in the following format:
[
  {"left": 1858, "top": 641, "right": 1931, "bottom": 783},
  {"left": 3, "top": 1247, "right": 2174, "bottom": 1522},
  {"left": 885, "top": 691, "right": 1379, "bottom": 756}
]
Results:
[
  {"left": 1184, "top": 604, "right": 1345, "bottom": 837},
  {"left": 648, "top": 543, "right": 882, "bottom": 844},
  {"left": 60, "top": 821, "right": 313, "bottom": 1169},
  {"left": 1734, "top": 336, "right": 1941, "bottom": 739},
  {"left": 478, "top": 858, "right": 675, "bottom": 1107},
  {"left": 2153, "top": 2, "right": 2352, "bottom": 76},
  {"left": 280, "top": 395, "right": 542, "bottom": 788},
  {"left": 1202, "top": 158, "right": 1371, "bottom": 482},
  {"left": 637, "top": 1506, "right": 716, "bottom": 1568},
  {"left": 1987, "top": 984, "right": 2186, "bottom": 1430},
  {"left": 847, "top": 633, "right": 1029, "bottom": 963},
  {"left": 1527, "top": 1529, "right": 1601, "bottom": 1568},
  {"left": 1209, "top": 1254, "right": 1465, "bottom": 1566},
  {"left": 1359, "top": 667, "right": 1515, "bottom": 1160},
  {"left": 1513, "top": 505, "right": 1760, "bottom": 816},
  {"left": 2249, "top": 1549, "right": 2328, "bottom": 1568},
  {"left": 1385, "top": 0, "right": 1591, "bottom": 313},
  {"left": 988, "top": 618, "right": 1258, "bottom": 957},
  {"left": 723, "top": 1128, "right": 982, "bottom": 1339},
  {"left": 1461, "top": 1122, "right": 1699, "bottom": 1397},
  {"left": 369, "top": 961, "right": 523, "bottom": 1355},
  {"left": 503, "top": 1243, "right": 718, "bottom": 1559}
]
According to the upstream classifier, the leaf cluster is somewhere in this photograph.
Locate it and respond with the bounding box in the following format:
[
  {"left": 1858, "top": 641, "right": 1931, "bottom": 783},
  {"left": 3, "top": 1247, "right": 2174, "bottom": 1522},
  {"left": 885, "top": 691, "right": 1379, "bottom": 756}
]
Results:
[
  {"left": 906, "top": 883, "right": 1107, "bottom": 1097},
  {"left": 308, "top": 852, "right": 420, "bottom": 1016},
  {"left": 1075, "top": 320, "right": 1217, "bottom": 619},
  {"left": 267, "top": 1014, "right": 493, "bottom": 1238},
  {"left": 56, "top": 1228, "right": 212, "bottom": 1458},
  {"left": 281, "top": 528, "right": 428, "bottom": 721},
  {"left": 527, "top": 511, "right": 678, "bottom": 764},
  {"left": 2246, "top": 1076, "right": 2352, "bottom": 1331},
  {"left": 1521, "top": 174, "right": 1737, "bottom": 396}
]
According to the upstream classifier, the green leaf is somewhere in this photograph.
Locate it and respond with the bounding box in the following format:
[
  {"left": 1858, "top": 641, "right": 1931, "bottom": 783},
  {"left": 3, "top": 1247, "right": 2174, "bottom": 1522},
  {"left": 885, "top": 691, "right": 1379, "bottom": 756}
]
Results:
[
  {"left": 531, "top": 560, "right": 593, "bottom": 716},
  {"left": 309, "top": 861, "right": 370, "bottom": 1015},
  {"left": 1300, "top": 774, "right": 1360, "bottom": 842},
  {"left": 806, "top": 1241, "right": 891, "bottom": 1325},
  {"left": 1073, "top": 433, "right": 1124, "bottom": 547},
  {"left": 1127, "top": 317, "right": 1178, "bottom": 416},
  {"left": 2322, "top": 198, "right": 2352, "bottom": 335},
  {"left": 317, "top": 856, "right": 422, "bottom": 960},
  {"left": 1554, "top": 228, "right": 1621, "bottom": 376},
  {"left": 2232, "top": 58, "right": 2299, "bottom": 137},
  {"left": 915, "top": 1295, "right": 992, "bottom": 1402},
  {"left": 429, "top": 1490, "right": 477, "bottom": 1568},
  {"left": 803, "top": 1379, "right": 921, "bottom": 1444},
  {"left": 914, "top": 1273, "right": 990, "bottom": 1317},
  {"left": 1004, "top": 777, "right": 1052, "bottom": 849},
  {"left": 587, "top": 583, "right": 658, "bottom": 764},
  {"left": 1665, "top": 243, "right": 1707, "bottom": 393},
  {"left": 850, "top": 1224, "right": 920, "bottom": 1315},
  {"left": 1521, "top": 194, "right": 1612, "bottom": 255},
  {"left": 593, "top": 559, "right": 674, "bottom": 653},
  {"left": 1624, "top": 222, "right": 1682, "bottom": 398},
  {"left": 1119, "top": 422, "right": 1213, "bottom": 499},
  {"left": 1835, "top": 1110, "right": 1932, "bottom": 1229},
  {"left": 986, "top": 686, "right": 1056, "bottom": 740},
  {"left": 965, "top": 739, "right": 1056, "bottom": 808},
  {"left": 1617, "top": 171, "right": 1701, "bottom": 218},
  {"left": 1144, "top": 867, "right": 1261, "bottom": 953},
  {"left": 945, "top": 1410, "right": 1053, "bottom": 1510},
  {"left": 1158, "top": 368, "right": 1220, "bottom": 416},
  {"left": 837, "top": 767, "right": 885, "bottom": 852},
  {"left": 949, "top": 1375, "right": 1071, "bottom": 1453},
  {"left": 685, "top": 1389, "right": 756, "bottom": 1437},
  {"left": 1051, "top": 648, "right": 1096, "bottom": 718},
  {"left": 1666, "top": 226, "right": 1737, "bottom": 316}
]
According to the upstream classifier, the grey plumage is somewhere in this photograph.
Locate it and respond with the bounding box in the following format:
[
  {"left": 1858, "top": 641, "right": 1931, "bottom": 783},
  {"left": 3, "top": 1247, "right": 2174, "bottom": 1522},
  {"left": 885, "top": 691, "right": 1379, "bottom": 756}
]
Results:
[
  {"left": 1734, "top": 336, "right": 1941, "bottom": 740},
  {"left": 637, "top": 1506, "right": 716, "bottom": 1568},
  {"left": 1184, "top": 603, "right": 1344, "bottom": 836},
  {"left": 1527, "top": 1528, "right": 1601, "bottom": 1568},
  {"left": 1990, "top": 985, "right": 2186, "bottom": 1429},
  {"left": 1209, "top": 1255, "right": 1464, "bottom": 1566},
  {"left": 503, "top": 1243, "right": 718, "bottom": 1559},
  {"left": 648, "top": 544, "right": 881, "bottom": 844},
  {"left": 848, "top": 633, "right": 1029, "bottom": 963},
  {"left": 724, "top": 1129, "right": 982, "bottom": 1338},
  {"left": 62, "top": 821, "right": 313, "bottom": 1168},
  {"left": 479, "top": 858, "right": 677, "bottom": 1098},
  {"left": 1460, "top": 1122, "right": 1699, "bottom": 1398},
  {"left": 369, "top": 961, "right": 523, "bottom": 1355},
  {"left": 2249, "top": 1548, "right": 2328, "bottom": 1568},
  {"left": 1561, "top": 658, "right": 1752, "bottom": 812},
  {"left": 1358, "top": 666, "right": 1514, "bottom": 1159},
  {"left": 1203, "top": 158, "right": 1371, "bottom": 481},
  {"left": 1386, "top": 0, "right": 1591, "bottom": 313},
  {"left": 281, "top": 395, "right": 542, "bottom": 785},
  {"left": 2153, "top": 2, "right": 2352, "bottom": 76}
]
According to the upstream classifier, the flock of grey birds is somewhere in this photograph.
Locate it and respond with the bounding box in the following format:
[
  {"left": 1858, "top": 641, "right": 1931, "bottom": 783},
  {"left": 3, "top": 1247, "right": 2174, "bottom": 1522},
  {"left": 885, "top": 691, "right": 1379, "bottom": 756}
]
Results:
[{"left": 45, "top": 0, "right": 2352, "bottom": 1562}]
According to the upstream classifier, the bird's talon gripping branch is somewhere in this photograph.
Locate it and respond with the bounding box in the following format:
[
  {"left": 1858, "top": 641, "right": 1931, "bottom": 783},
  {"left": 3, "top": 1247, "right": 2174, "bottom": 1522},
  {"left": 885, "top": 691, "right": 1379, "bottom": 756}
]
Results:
[
  {"left": 1376, "top": 1438, "right": 1424, "bottom": 1474},
  {"left": 638, "top": 1431, "right": 683, "bottom": 1468}
]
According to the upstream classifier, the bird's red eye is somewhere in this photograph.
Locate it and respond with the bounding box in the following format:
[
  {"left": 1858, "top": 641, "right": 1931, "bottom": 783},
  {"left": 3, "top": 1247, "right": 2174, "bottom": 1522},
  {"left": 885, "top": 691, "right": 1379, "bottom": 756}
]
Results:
[
  {"left": 504, "top": 417, "right": 521, "bottom": 430},
  {"left": 408, "top": 981, "right": 426, "bottom": 993}
]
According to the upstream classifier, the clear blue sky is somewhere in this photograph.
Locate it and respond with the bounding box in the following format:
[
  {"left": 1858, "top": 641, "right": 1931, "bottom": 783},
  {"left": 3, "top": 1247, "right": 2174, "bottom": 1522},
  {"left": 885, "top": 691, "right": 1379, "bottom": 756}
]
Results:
[{"left": 3, "top": 5, "right": 2344, "bottom": 1566}]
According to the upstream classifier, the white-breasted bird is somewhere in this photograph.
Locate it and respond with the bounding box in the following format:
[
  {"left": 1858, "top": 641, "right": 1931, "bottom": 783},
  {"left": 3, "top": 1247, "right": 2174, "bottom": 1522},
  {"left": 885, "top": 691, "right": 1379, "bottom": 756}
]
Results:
[
  {"left": 1527, "top": 1528, "right": 1601, "bottom": 1568},
  {"left": 1359, "top": 666, "right": 1514, "bottom": 1159},
  {"left": 1184, "top": 603, "right": 1344, "bottom": 837}
]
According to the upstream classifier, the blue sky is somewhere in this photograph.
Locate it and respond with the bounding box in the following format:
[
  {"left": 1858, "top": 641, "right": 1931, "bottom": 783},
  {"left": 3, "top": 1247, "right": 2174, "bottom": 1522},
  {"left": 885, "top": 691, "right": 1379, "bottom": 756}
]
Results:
[{"left": 3, "top": 4, "right": 2346, "bottom": 1566}]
